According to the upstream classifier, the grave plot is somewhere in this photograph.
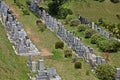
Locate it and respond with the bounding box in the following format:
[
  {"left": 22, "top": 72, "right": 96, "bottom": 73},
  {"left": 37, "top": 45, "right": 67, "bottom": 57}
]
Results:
[
  {"left": 0, "top": 1, "right": 40, "bottom": 56},
  {"left": 27, "top": 0, "right": 106, "bottom": 68},
  {"left": 78, "top": 16, "right": 113, "bottom": 39},
  {"left": 27, "top": 56, "right": 61, "bottom": 80}
]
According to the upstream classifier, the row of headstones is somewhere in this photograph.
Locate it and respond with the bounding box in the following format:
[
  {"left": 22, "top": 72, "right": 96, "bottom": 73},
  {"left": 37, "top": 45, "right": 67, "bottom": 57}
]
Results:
[
  {"left": 78, "top": 14, "right": 112, "bottom": 39},
  {"left": 28, "top": 0, "right": 106, "bottom": 67},
  {"left": 27, "top": 55, "right": 61, "bottom": 80},
  {"left": 0, "top": 1, "right": 40, "bottom": 55}
]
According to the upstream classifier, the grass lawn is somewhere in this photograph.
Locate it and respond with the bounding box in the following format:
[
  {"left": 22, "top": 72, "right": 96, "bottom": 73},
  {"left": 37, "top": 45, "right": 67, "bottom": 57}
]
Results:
[
  {"left": 63, "top": 0, "right": 120, "bottom": 24},
  {"left": 0, "top": 24, "right": 29, "bottom": 80},
  {"left": 1, "top": 0, "right": 99, "bottom": 80}
]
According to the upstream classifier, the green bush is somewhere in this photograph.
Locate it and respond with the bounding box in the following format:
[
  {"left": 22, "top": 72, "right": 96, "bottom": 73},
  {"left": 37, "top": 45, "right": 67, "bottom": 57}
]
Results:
[
  {"left": 116, "top": 14, "right": 120, "bottom": 20},
  {"left": 70, "top": 19, "right": 80, "bottom": 27},
  {"left": 26, "top": 0, "right": 31, "bottom": 5},
  {"left": 64, "top": 50, "right": 72, "bottom": 58},
  {"left": 74, "top": 62, "right": 82, "bottom": 69},
  {"left": 96, "top": 64, "right": 116, "bottom": 80},
  {"left": 65, "top": 15, "right": 73, "bottom": 24},
  {"left": 98, "top": 39, "right": 119, "bottom": 52},
  {"left": 110, "top": 0, "right": 119, "bottom": 3},
  {"left": 77, "top": 25, "right": 86, "bottom": 32},
  {"left": 91, "top": 34, "right": 107, "bottom": 44},
  {"left": 55, "top": 41, "right": 64, "bottom": 49},
  {"left": 85, "top": 29, "right": 96, "bottom": 38}
]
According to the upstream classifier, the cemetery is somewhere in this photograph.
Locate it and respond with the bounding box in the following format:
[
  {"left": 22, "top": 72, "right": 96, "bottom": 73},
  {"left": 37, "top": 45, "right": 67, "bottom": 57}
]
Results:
[
  {"left": 27, "top": 0, "right": 107, "bottom": 68},
  {"left": 27, "top": 55, "right": 61, "bottom": 80},
  {"left": 0, "top": 0, "right": 120, "bottom": 80},
  {"left": 0, "top": 0, "right": 40, "bottom": 56}
]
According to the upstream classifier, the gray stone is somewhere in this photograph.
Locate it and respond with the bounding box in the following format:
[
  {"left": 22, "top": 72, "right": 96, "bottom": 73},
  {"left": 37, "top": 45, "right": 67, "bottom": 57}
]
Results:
[
  {"left": 32, "top": 61, "right": 37, "bottom": 73},
  {"left": 96, "top": 56, "right": 101, "bottom": 64},
  {"left": 39, "top": 59, "right": 44, "bottom": 71},
  {"left": 116, "top": 68, "right": 120, "bottom": 80}
]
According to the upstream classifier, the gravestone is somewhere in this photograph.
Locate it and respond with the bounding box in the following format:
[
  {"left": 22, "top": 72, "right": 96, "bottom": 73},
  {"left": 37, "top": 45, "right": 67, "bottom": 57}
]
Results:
[
  {"left": 39, "top": 59, "right": 44, "bottom": 71},
  {"left": 96, "top": 56, "right": 101, "bottom": 64},
  {"left": 97, "top": 27, "right": 101, "bottom": 33},
  {"left": 92, "top": 22, "right": 95, "bottom": 29},
  {"left": 116, "top": 68, "right": 120, "bottom": 80},
  {"left": 31, "top": 61, "right": 37, "bottom": 73}
]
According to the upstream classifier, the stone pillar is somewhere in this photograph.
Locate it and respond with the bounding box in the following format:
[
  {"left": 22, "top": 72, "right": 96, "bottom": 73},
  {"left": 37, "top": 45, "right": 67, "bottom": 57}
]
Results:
[
  {"left": 39, "top": 59, "right": 44, "bottom": 71},
  {"left": 96, "top": 56, "right": 101, "bottom": 64},
  {"left": 116, "top": 68, "right": 120, "bottom": 80},
  {"left": 92, "top": 22, "right": 94, "bottom": 29},
  {"left": 31, "top": 61, "right": 37, "bottom": 73}
]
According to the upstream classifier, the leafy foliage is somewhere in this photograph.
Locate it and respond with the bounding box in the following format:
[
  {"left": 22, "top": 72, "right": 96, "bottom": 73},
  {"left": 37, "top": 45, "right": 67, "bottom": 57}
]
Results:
[
  {"left": 110, "top": 0, "right": 120, "bottom": 3},
  {"left": 97, "top": 39, "right": 119, "bottom": 52},
  {"left": 95, "top": 64, "right": 116, "bottom": 80},
  {"left": 64, "top": 50, "right": 72, "bottom": 58},
  {"left": 74, "top": 62, "right": 82, "bottom": 69},
  {"left": 48, "top": 0, "right": 72, "bottom": 19},
  {"left": 91, "top": 33, "right": 107, "bottom": 44},
  {"left": 85, "top": 29, "right": 96, "bottom": 38},
  {"left": 77, "top": 25, "right": 86, "bottom": 32},
  {"left": 55, "top": 41, "right": 64, "bottom": 49},
  {"left": 70, "top": 19, "right": 80, "bottom": 26}
]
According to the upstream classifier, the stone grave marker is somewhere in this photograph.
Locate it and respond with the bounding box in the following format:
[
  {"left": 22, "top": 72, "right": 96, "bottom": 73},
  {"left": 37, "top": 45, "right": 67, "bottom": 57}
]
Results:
[
  {"left": 39, "top": 59, "right": 45, "bottom": 71},
  {"left": 116, "top": 68, "right": 120, "bottom": 80},
  {"left": 31, "top": 61, "right": 37, "bottom": 73},
  {"left": 96, "top": 56, "right": 101, "bottom": 64}
]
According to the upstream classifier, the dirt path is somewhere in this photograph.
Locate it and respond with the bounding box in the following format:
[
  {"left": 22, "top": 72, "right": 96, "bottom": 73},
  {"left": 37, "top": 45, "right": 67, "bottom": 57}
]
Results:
[
  {"left": 6, "top": 2, "right": 20, "bottom": 18},
  {"left": 40, "top": 48, "right": 53, "bottom": 57}
]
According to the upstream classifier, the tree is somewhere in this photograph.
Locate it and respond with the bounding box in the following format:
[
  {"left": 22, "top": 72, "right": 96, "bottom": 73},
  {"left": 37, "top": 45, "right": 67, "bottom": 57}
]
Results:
[
  {"left": 95, "top": 64, "right": 116, "bottom": 80},
  {"left": 48, "top": 0, "right": 72, "bottom": 19}
]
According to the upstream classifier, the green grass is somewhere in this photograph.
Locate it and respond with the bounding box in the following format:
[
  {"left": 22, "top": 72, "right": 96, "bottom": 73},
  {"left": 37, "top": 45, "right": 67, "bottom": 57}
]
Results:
[
  {"left": 63, "top": 0, "right": 120, "bottom": 24},
  {"left": 1, "top": 0, "right": 99, "bottom": 80},
  {"left": 0, "top": 24, "right": 29, "bottom": 80}
]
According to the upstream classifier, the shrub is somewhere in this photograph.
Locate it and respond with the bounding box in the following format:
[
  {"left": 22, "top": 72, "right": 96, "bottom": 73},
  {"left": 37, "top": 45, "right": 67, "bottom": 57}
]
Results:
[
  {"left": 67, "top": 9, "right": 73, "bottom": 15},
  {"left": 57, "top": 8, "right": 73, "bottom": 19},
  {"left": 64, "top": 50, "right": 72, "bottom": 58},
  {"left": 116, "top": 14, "right": 120, "bottom": 20},
  {"left": 110, "top": 0, "right": 119, "bottom": 3},
  {"left": 70, "top": 19, "right": 80, "bottom": 26},
  {"left": 26, "top": 0, "right": 31, "bottom": 5},
  {"left": 77, "top": 25, "right": 86, "bottom": 32},
  {"left": 74, "top": 62, "right": 82, "bottom": 69},
  {"left": 65, "top": 15, "right": 73, "bottom": 24},
  {"left": 55, "top": 41, "right": 64, "bottom": 49},
  {"left": 85, "top": 29, "right": 96, "bottom": 38},
  {"left": 91, "top": 34, "right": 107, "bottom": 44},
  {"left": 96, "top": 64, "right": 116, "bottom": 80},
  {"left": 36, "top": 20, "right": 42, "bottom": 25},
  {"left": 98, "top": 39, "right": 119, "bottom": 52}
]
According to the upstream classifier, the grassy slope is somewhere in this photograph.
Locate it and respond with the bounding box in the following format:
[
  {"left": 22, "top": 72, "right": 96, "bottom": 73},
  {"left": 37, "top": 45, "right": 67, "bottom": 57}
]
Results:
[
  {"left": 0, "top": 24, "right": 28, "bottom": 80},
  {"left": 63, "top": 0, "right": 120, "bottom": 24},
  {"left": 41, "top": 0, "right": 120, "bottom": 67},
  {"left": 63, "top": 0, "right": 120, "bottom": 67},
  {"left": 2, "top": 0, "right": 98, "bottom": 80}
]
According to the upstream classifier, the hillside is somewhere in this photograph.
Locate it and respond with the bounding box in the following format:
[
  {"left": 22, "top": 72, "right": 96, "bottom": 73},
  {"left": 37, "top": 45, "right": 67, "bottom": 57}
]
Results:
[
  {"left": 63, "top": 0, "right": 120, "bottom": 24},
  {"left": 0, "top": 24, "right": 28, "bottom": 80}
]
